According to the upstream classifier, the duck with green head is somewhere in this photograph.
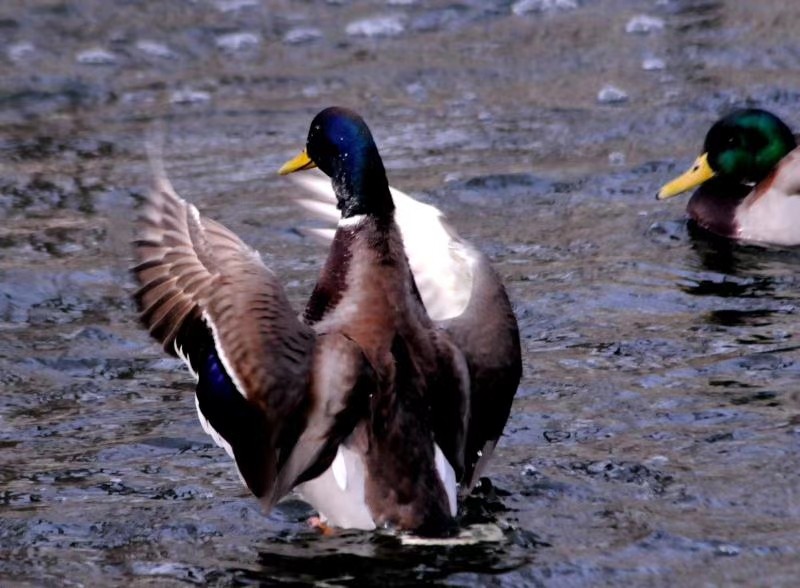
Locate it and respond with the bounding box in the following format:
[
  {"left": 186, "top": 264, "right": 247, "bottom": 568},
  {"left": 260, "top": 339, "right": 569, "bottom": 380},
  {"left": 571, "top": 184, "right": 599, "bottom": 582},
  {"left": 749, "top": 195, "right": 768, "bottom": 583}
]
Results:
[
  {"left": 657, "top": 108, "right": 800, "bottom": 245},
  {"left": 132, "top": 107, "right": 521, "bottom": 538}
]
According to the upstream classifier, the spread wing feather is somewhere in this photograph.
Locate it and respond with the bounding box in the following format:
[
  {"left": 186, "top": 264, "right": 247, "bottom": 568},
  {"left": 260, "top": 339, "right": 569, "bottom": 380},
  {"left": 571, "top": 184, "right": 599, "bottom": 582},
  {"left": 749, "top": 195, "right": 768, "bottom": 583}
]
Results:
[
  {"left": 133, "top": 173, "right": 315, "bottom": 397},
  {"left": 132, "top": 164, "right": 323, "bottom": 505}
]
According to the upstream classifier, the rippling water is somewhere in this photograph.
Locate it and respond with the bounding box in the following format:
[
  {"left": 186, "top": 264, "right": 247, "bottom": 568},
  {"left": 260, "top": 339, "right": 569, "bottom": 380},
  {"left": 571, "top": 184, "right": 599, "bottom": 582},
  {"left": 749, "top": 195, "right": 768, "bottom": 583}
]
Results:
[{"left": 2, "top": 0, "right": 800, "bottom": 585}]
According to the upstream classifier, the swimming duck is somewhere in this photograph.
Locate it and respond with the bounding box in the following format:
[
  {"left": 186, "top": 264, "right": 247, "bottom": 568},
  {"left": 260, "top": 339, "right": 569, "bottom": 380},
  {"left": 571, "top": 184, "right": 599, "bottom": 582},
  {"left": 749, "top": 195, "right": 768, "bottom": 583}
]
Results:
[
  {"left": 132, "top": 107, "right": 521, "bottom": 537},
  {"left": 657, "top": 108, "right": 800, "bottom": 246}
]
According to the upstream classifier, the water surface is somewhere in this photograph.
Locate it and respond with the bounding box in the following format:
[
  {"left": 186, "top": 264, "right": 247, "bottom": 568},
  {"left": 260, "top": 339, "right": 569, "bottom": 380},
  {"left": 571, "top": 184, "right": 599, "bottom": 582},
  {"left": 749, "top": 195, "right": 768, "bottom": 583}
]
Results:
[{"left": 2, "top": 0, "right": 800, "bottom": 585}]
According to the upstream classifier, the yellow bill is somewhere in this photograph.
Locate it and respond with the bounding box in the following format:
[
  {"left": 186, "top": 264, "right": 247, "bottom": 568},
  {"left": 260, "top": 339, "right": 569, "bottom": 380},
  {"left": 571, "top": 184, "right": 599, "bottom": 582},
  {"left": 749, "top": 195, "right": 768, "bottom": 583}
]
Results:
[
  {"left": 657, "top": 153, "right": 716, "bottom": 200},
  {"left": 278, "top": 150, "right": 317, "bottom": 175}
]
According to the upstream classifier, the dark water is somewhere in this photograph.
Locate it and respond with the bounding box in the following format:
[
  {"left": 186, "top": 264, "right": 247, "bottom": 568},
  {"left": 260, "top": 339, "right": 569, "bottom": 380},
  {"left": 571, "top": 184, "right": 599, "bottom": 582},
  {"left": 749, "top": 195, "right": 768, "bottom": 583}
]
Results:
[{"left": 2, "top": 0, "right": 800, "bottom": 585}]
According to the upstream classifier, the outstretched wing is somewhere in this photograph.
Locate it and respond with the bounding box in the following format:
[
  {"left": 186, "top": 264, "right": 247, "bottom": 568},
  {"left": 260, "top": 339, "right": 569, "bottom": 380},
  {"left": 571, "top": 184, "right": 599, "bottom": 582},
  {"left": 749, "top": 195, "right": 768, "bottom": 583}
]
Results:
[
  {"left": 132, "top": 162, "right": 320, "bottom": 507},
  {"left": 437, "top": 258, "right": 521, "bottom": 490},
  {"left": 286, "top": 170, "right": 521, "bottom": 490}
]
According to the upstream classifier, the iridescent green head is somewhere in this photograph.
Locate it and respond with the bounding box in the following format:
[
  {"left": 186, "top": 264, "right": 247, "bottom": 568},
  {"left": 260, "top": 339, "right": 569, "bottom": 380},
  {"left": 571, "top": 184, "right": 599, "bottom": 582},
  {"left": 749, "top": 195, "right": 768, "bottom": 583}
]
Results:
[{"left": 658, "top": 109, "right": 796, "bottom": 200}]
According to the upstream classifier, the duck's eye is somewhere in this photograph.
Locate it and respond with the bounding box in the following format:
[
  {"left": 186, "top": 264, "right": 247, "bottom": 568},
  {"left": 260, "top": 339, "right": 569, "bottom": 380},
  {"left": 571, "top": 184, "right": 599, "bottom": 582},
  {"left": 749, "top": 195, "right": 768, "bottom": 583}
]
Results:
[{"left": 724, "top": 135, "right": 742, "bottom": 150}]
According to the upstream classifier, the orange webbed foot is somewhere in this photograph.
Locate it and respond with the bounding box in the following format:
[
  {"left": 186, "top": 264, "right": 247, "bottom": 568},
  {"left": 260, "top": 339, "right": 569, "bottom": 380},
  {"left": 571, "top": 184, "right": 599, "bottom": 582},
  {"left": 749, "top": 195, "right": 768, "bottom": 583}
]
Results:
[{"left": 307, "top": 516, "right": 336, "bottom": 536}]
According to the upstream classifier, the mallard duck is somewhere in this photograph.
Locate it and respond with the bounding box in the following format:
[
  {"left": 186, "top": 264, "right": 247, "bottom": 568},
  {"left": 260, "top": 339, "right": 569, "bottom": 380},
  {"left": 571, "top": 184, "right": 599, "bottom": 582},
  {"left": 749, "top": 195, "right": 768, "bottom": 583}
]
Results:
[
  {"left": 657, "top": 108, "right": 800, "bottom": 245},
  {"left": 132, "top": 107, "right": 521, "bottom": 537}
]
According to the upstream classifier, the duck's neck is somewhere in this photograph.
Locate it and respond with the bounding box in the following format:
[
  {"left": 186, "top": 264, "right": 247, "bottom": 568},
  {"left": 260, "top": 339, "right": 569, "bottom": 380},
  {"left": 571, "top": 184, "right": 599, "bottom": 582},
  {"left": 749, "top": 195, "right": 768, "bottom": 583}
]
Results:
[{"left": 331, "top": 148, "right": 395, "bottom": 219}]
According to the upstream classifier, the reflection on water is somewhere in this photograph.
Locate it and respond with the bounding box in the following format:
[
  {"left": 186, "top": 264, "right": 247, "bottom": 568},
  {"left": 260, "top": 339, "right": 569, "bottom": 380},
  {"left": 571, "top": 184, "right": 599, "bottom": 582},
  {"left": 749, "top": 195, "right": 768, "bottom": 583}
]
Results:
[
  {"left": 3, "top": 0, "right": 800, "bottom": 585},
  {"left": 250, "top": 525, "right": 536, "bottom": 586}
]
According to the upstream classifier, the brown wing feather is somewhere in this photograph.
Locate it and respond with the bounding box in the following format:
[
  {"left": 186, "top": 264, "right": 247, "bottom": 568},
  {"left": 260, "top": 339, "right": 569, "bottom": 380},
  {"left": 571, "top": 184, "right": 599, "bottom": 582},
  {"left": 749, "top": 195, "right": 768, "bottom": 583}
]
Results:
[
  {"left": 132, "top": 174, "right": 315, "bottom": 397},
  {"left": 131, "top": 170, "right": 332, "bottom": 506}
]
